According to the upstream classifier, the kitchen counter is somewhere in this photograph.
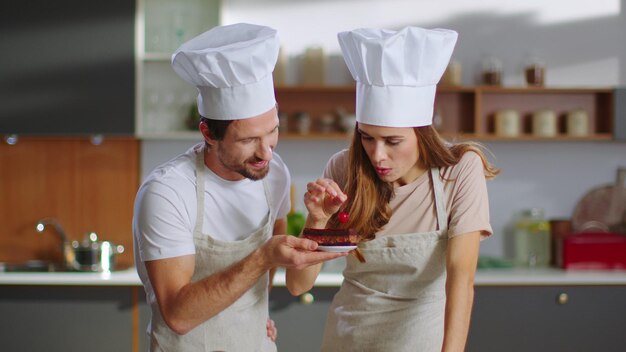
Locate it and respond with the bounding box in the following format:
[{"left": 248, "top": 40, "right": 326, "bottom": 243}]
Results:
[
  {"left": 2, "top": 267, "right": 626, "bottom": 286},
  {"left": 275, "top": 268, "right": 626, "bottom": 286},
  {"left": 0, "top": 268, "right": 142, "bottom": 286}
]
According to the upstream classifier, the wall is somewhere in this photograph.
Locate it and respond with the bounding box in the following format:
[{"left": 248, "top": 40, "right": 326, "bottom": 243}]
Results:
[
  {"left": 141, "top": 1, "right": 626, "bottom": 258},
  {"left": 222, "top": 0, "right": 626, "bottom": 87}
]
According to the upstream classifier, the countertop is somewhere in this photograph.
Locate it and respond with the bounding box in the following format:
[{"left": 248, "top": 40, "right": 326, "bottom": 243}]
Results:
[{"left": 2, "top": 267, "right": 626, "bottom": 287}]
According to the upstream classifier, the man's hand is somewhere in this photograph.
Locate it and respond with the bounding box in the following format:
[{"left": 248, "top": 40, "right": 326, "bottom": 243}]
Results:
[{"left": 260, "top": 235, "right": 347, "bottom": 270}]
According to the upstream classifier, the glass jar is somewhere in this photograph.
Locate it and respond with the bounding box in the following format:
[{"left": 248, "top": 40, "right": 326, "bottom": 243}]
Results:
[
  {"left": 513, "top": 208, "right": 551, "bottom": 267},
  {"left": 482, "top": 56, "right": 502, "bottom": 86},
  {"left": 293, "top": 112, "right": 311, "bottom": 135},
  {"left": 524, "top": 56, "right": 545, "bottom": 86},
  {"left": 441, "top": 59, "right": 462, "bottom": 86}
]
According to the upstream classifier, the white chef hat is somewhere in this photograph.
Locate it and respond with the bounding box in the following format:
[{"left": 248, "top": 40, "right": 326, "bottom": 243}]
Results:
[
  {"left": 171, "top": 23, "right": 279, "bottom": 120},
  {"left": 338, "top": 27, "right": 458, "bottom": 127}
]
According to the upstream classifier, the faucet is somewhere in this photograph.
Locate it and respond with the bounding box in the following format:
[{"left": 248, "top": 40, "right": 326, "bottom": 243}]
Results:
[{"left": 35, "top": 218, "right": 73, "bottom": 268}]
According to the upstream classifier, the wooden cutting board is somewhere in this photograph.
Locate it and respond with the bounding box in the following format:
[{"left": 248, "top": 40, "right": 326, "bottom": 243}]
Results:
[{"left": 572, "top": 168, "right": 626, "bottom": 233}]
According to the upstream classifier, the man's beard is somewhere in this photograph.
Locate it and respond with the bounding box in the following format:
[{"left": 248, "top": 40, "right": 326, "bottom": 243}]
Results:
[
  {"left": 217, "top": 148, "right": 270, "bottom": 181},
  {"left": 236, "top": 157, "right": 270, "bottom": 180}
]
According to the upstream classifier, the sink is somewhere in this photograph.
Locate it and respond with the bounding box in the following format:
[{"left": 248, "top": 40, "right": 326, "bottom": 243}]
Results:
[{"left": 0, "top": 260, "right": 67, "bottom": 273}]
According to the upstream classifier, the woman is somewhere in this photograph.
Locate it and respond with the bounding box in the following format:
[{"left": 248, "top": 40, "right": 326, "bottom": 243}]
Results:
[{"left": 286, "top": 27, "right": 499, "bottom": 351}]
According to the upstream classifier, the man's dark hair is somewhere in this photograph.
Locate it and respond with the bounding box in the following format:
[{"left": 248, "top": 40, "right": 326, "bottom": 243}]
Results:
[{"left": 200, "top": 117, "right": 234, "bottom": 141}]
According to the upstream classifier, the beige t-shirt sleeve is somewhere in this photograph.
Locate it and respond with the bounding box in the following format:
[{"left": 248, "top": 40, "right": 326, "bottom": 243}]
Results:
[
  {"left": 322, "top": 149, "right": 492, "bottom": 240},
  {"left": 443, "top": 151, "right": 493, "bottom": 239}
]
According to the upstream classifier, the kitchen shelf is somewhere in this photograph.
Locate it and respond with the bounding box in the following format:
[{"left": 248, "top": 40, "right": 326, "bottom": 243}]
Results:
[
  {"left": 473, "top": 86, "right": 614, "bottom": 139},
  {"left": 271, "top": 85, "right": 616, "bottom": 142},
  {"left": 137, "top": 84, "right": 616, "bottom": 142}
]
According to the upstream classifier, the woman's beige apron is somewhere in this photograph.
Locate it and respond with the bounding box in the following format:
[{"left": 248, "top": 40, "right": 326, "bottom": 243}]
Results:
[
  {"left": 150, "top": 147, "right": 277, "bottom": 352},
  {"left": 322, "top": 168, "right": 449, "bottom": 352}
]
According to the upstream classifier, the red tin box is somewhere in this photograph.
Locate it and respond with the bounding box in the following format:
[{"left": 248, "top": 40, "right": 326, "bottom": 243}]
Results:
[{"left": 559, "top": 232, "right": 626, "bottom": 270}]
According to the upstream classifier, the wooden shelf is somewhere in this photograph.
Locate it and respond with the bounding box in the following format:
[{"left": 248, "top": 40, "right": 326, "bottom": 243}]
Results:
[
  {"left": 137, "top": 86, "right": 616, "bottom": 142},
  {"left": 467, "top": 133, "right": 613, "bottom": 142},
  {"left": 272, "top": 85, "right": 616, "bottom": 141}
]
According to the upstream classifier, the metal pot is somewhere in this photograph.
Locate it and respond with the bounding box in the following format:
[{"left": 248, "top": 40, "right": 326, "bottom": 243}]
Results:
[{"left": 66, "top": 232, "right": 125, "bottom": 272}]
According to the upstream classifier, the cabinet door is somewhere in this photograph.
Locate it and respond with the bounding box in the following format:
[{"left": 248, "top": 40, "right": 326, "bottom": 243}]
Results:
[
  {"left": 138, "top": 289, "right": 151, "bottom": 351},
  {"left": 0, "top": 137, "right": 139, "bottom": 269},
  {"left": 0, "top": 286, "right": 134, "bottom": 352},
  {"left": 270, "top": 287, "right": 339, "bottom": 352},
  {"left": 467, "top": 286, "right": 626, "bottom": 352}
]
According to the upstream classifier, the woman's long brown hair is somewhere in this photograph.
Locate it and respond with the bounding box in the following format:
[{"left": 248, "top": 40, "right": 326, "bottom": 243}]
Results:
[{"left": 329, "top": 125, "right": 499, "bottom": 240}]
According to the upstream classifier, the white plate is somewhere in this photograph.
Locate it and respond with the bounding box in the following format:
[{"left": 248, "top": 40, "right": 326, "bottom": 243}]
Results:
[{"left": 317, "top": 245, "right": 357, "bottom": 253}]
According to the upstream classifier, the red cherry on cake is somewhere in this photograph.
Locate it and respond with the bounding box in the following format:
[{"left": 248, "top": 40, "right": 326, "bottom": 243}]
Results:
[{"left": 338, "top": 211, "right": 349, "bottom": 223}]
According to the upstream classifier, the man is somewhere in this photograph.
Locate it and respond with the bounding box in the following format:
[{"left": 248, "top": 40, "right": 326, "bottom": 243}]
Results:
[{"left": 133, "top": 23, "right": 346, "bottom": 351}]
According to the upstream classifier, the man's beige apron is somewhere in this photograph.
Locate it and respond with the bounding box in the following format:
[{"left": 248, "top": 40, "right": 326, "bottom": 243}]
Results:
[
  {"left": 322, "top": 168, "right": 449, "bottom": 352},
  {"left": 150, "top": 147, "right": 277, "bottom": 351}
]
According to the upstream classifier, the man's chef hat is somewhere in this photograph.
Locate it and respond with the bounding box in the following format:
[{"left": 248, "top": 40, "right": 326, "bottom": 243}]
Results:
[
  {"left": 172, "top": 23, "right": 279, "bottom": 120},
  {"left": 338, "top": 27, "right": 458, "bottom": 127}
]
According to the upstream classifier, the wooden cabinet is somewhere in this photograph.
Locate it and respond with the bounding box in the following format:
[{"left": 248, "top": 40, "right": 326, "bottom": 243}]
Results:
[
  {"left": 467, "top": 285, "right": 626, "bottom": 351},
  {"left": 0, "top": 137, "right": 139, "bottom": 269}
]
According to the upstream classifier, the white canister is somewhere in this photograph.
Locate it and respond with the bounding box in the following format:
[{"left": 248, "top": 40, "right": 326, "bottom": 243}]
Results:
[
  {"left": 532, "top": 110, "right": 557, "bottom": 137},
  {"left": 495, "top": 109, "right": 521, "bottom": 137},
  {"left": 566, "top": 109, "right": 589, "bottom": 136}
]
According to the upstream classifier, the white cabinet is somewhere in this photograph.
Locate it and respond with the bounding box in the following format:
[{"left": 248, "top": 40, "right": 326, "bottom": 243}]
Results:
[{"left": 136, "top": 0, "right": 220, "bottom": 139}]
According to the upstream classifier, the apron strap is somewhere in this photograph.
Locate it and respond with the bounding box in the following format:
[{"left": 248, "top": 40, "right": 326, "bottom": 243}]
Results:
[
  {"left": 430, "top": 168, "right": 448, "bottom": 232},
  {"left": 194, "top": 146, "right": 207, "bottom": 235}
]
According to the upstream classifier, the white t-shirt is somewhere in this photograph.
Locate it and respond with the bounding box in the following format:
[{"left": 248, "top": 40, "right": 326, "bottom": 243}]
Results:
[{"left": 133, "top": 143, "right": 290, "bottom": 302}]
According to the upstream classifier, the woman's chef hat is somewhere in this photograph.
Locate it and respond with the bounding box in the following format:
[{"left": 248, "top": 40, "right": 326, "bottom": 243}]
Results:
[
  {"left": 172, "top": 23, "right": 279, "bottom": 120},
  {"left": 338, "top": 27, "right": 457, "bottom": 127}
]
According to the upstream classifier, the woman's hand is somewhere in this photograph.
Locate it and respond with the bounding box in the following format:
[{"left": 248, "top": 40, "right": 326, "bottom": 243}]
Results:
[
  {"left": 266, "top": 317, "right": 277, "bottom": 342},
  {"left": 304, "top": 178, "right": 347, "bottom": 223}
]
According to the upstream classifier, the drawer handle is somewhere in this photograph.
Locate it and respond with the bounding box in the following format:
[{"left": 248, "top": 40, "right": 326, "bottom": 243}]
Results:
[
  {"left": 299, "top": 292, "right": 314, "bottom": 305},
  {"left": 557, "top": 292, "right": 569, "bottom": 305}
]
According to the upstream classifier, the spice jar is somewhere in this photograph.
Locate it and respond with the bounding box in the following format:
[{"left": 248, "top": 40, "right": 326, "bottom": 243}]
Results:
[
  {"left": 318, "top": 113, "right": 336, "bottom": 133},
  {"left": 481, "top": 57, "right": 502, "bottom": 86},
  {"left": 525, "top": 56, "right": 545, "bottom": 86}
]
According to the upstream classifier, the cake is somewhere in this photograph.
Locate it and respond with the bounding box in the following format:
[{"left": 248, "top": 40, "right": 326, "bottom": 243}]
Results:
[{"left": 301, "top": 228, "right": 358, "bottom": 246}]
